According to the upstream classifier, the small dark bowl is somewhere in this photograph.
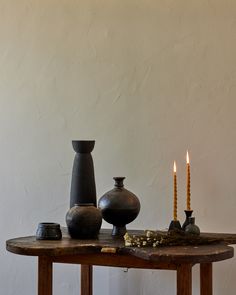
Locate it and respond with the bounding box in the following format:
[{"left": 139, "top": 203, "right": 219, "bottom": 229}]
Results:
[
  {"left": 72, "top": 140, "right": 95, "bottom": 153},
  {"left": 36, "top": 223, "right": 62, "bottom": 240}
]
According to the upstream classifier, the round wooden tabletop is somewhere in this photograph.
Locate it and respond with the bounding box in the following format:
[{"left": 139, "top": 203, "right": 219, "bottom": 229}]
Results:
[{"left": 6, "top": 229, "right": 234, "bottom": 264}]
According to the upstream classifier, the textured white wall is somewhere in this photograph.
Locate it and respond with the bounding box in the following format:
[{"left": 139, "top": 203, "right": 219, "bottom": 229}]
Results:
[{"left": 1, "top": 0, "right": 236, "bottom": 294}]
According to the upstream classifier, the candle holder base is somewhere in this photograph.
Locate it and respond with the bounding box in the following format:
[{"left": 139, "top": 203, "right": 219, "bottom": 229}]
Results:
[
  {"left": 168, "top": 220, "right": 182, "bottom": 232},
  {"left": 182, "top": 210, "right": 193, "bottom": 230}
]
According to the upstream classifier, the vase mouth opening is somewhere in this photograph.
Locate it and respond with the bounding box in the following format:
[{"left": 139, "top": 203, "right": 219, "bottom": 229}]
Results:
[
  {"left": 72, "top": 140, "right": 95, "bottom": 142},
  {"left": 72, "top": 140, "right": 95, "bottom": 153},
  {"left": 38, "top": 222, "right": 60, "bottom": 228},
  {"left": 74, "top": 203, "right": 95, "bottom": 207},
  {"left": 113, "top": 177, "right": 125, "bottom": 187}
]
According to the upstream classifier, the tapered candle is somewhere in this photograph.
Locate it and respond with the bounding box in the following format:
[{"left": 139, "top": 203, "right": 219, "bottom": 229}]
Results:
[
  {"left": 186, "top": 151, "right": 191, "bottom": 210},
  {"left": 173, "top": 161, "right": 177, "bottom": 221}
]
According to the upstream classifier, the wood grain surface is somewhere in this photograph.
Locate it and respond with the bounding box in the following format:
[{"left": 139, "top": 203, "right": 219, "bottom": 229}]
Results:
[{"left": 6, "top": 229, "right": 235, "bottom": 264}]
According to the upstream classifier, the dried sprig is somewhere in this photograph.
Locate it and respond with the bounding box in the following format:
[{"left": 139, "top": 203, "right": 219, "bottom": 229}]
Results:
[{"left": 124, "top": 230, "right": 222, "bottom": 248}]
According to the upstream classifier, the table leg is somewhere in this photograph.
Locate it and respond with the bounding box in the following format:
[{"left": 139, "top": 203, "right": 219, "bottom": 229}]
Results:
[
  {"left": 38, "top": 256, "right": 52, "bottom": 295},
  {"left": 81, "top": 264, "right": 93, "bottom": 295},
  {"left": 200, "top": 263, "right": 212, "bottom": 295},
  {"left": 177, "top": 264, "right": 192, "bottom": 295}
]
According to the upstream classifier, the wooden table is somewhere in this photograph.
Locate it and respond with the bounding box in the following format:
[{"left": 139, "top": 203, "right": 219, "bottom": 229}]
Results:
[{"left": 6, "top": 229, "right": 236, "bottom": 295}]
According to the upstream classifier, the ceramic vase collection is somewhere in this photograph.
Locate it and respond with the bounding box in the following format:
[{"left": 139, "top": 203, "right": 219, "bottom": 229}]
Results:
[{"left": 67, "top": 140, "right": 141, "bottom": 239}]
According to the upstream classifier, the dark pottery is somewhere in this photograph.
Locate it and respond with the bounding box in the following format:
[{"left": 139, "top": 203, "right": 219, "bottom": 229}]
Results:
[
  {"left": 36, "top": 223, "right": 62, "bottom": 240},
  {"left": 168, "top": 220, "right": 182, "bottom": 232},
  {"left": 182, "top": 210, "right": 193, "bottom": 230},
  {"left": 66, "top": 203, "right": 102, "bottom": 239},
  {"left": 98, "top": 177, "right": 140, "bottom": 237},
  {"left": 185, "top": 217, "right": 200, "bottom": 236},
  {"left": 70, "top": 140, "right": 97, "bottom": 208}
]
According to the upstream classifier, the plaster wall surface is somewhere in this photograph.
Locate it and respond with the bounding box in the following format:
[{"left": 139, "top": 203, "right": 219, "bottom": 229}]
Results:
[{"left": 0, "top": 1, "right": 236, "bottom": 294}]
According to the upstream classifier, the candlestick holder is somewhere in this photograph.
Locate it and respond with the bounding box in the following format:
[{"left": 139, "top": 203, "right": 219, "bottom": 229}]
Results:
[
  {"left": 168, "top": 220, "right": 182, "bottom": 232},
  {"left": 182, "top": 210, "right": 193, "bottom": 230}
]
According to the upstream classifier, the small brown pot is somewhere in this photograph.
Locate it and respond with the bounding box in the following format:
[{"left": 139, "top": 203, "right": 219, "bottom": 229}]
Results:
[{"left": 66, "top": 203, "right": 102, "bottom": 239}]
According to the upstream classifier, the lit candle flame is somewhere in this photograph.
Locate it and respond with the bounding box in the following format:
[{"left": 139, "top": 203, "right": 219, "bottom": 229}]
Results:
[
  {"left": 186, "top": 150, "right": 190, "bottom": 164},
  {"left": 173, "top": 161, "right": 177, "bottom": 173}
]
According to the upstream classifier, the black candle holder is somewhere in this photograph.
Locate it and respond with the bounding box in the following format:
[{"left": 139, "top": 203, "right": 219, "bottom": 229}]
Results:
[
  {"left": 182, "top": 210, "right": 193, "bottom": 230},
  {"left": 168, "top": 220, "right": 182, "bottom": 232}
]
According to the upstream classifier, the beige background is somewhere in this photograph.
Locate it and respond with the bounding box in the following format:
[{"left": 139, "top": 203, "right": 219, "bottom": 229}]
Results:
[{"left": 1, "top": 0, "right": 236, "bottom": 294}]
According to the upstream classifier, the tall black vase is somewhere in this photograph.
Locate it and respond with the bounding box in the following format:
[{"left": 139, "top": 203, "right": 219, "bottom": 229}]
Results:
[{"left": 70, "top": 140, "right": 97, "bottom": 208}]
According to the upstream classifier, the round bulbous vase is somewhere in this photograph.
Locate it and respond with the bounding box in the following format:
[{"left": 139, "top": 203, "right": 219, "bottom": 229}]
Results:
[
  {"left": 185, "top": 217, "right": 200, "bottom": 236},
  {"left": 98, "top": 177, "right": 141, "bottom": 237},
  {"left": 66, "top": 204, "right": 102, "bottom": 239},
  {"left": 70, "top": 140, "right": 97, "bottom": 208}
]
